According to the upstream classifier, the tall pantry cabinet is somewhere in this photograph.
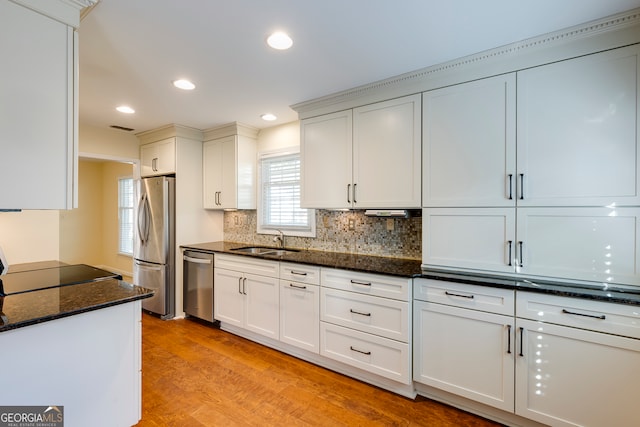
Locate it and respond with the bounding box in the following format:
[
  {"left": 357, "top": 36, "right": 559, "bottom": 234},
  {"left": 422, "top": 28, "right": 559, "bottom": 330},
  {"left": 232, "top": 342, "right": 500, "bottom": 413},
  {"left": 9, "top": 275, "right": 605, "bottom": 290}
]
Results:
[
  {"left": 137, "top": 125, "right": 221, "bottom": 318},
  {"left": 0, "top": 0, "right": 94, "bottom": 210},
  {"left": 422, "top": 44, "right": 640, "bottom": 286}
]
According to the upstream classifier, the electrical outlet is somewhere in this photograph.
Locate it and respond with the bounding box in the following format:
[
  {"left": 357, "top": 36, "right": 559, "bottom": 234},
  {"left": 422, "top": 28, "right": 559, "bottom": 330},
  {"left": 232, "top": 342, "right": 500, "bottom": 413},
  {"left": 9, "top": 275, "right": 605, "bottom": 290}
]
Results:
[
  {"left": 234, "top": 215, "right": 239, "bottom": 225},
  {"left": 348, "top": 218, "right": 356, "bottom": 230},
  {"left": 386, "top": 218, "right": 395, "bottom": 231}
]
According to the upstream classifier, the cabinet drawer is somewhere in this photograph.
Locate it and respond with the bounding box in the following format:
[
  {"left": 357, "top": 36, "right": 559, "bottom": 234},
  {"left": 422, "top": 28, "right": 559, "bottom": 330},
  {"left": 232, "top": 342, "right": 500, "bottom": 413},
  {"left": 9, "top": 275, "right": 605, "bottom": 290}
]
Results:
[
  {"left": 516, "top": 291, "right": 640, "bottom": 339},
  {"left": 321, "top": 268, "right": 410, "bottom": 301},
  {"left": 321, "top": 288, "right": 409, "bottom": 342},
  {"left": 214, "top": 254, "right": 278, "bottom": 277},
  {"left": 320, "top": 322, "right": 411, "bottom": 384},
  {"left": 414, "top": 278, "right": 515, "bottom": 316},
  {"left": 280, "top": 263, "right": 320, "bottom": 285}
]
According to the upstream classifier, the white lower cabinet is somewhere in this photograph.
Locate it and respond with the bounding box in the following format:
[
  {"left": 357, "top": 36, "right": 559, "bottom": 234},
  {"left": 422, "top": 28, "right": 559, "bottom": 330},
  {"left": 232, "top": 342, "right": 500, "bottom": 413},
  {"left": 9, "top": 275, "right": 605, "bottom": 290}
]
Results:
[
  {"left": 279, "top": 263, "right": 320, "bottom": 353},
  {"left": 320, "top": 268, "right": 412, "bottom": 384},
  {"left": 214, "top": 255, "right": 279, "bottom": 340},
  {"left": 415, "top": 279, "right": 640, "bottom": 426},
  {"left": 515, "top": 292, "right": 640, "bottom": 427},
  {"left": 413, "top": 279, "right": 515, "bottom": 412}
]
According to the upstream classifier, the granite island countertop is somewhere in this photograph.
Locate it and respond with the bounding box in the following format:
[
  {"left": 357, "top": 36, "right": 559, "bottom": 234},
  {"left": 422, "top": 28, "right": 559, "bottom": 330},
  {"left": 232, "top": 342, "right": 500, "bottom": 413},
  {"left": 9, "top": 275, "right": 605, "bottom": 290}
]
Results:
[
  {"left": 181, "top": 241, "right": 640, "bottom": 307},
  {"left": 0, "top": 261, "right": 154, "bottom": 332}
]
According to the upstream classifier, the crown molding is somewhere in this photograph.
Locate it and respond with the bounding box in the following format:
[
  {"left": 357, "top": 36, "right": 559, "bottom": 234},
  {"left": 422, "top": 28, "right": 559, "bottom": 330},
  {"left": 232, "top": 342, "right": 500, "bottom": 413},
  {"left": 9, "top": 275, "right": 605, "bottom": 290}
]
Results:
[
  {"left": 203, "top": 122, "right": 260, "bottom": 141},
  {"left": 11, "top": 0, "right": 98, "bottom": 28},
  {"left": 292, "top": 7, "right": 640, "bottom": 119},
  {"left": 136, "top": 124, "right": 203, "bottom": 145}
]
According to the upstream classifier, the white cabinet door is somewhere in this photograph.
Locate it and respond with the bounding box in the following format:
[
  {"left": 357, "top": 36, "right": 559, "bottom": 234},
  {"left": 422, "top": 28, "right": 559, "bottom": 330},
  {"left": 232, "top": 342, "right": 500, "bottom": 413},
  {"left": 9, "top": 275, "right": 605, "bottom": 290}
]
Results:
[
  {"left": 213, "top": 268, "right": 244, "bottom": 328},
  {"left": 244, "top": 272, "right": 279, "bottom": 339},
  {"left": 300, "top": 110, "right": 353, "bottom": 209},
  {"left": 422, "top": 207, "right": 516, "bottom": 273},
  {"left": 414, "top": 301, "right": 515, "bottom": 412},
  {"left": 353, "top": 94, "right": 422, "bottom": 208},
  {"left": 202, "top": 135, "right": 256, "bottom": 210},
  {"left": 202, "top": 138, "right": 224, "bottom": 208},
  {"left": 423, "top": 74, "right": 516, "bottom": 207},
  {"left": 280, "top": 280, "right": 319, "bottom": 353},
  {"left": 517, "top": 207, "right": 640, "bottom": 286},
  {"left": 1, "top": 1, "right": 75, "bottom": 209},
  {"left": 515, "top": 318, "right": 640, "bottom": 427},
  {"left": 140, "top": 138, "right": 176, "bottom": 177},
  {"left": 517, "top": 45, "right": 640, "bottom": 206}
]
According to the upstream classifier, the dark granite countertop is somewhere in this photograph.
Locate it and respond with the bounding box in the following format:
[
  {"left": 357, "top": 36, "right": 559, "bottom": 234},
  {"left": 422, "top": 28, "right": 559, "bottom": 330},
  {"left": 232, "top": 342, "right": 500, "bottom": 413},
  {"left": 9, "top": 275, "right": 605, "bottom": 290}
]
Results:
[
  {"left": 181, "top": 241, "right": 640, "bottom": 307},
  {"left": 0, "top": 262, "right": 154, "bottom": 333},
  {"left": 181, "top": 241, "right": 423, "bottom": 278}
]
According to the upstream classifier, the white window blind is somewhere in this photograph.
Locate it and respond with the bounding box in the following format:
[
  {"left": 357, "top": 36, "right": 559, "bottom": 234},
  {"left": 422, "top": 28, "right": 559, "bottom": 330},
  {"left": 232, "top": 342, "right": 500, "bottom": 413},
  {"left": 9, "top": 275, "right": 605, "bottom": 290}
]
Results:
[
  {"left": 259, "top": 152, "right": 315, "bottom": 236},
  {"left": 118, "top": 177, "right": 134, "bottom": 255}
]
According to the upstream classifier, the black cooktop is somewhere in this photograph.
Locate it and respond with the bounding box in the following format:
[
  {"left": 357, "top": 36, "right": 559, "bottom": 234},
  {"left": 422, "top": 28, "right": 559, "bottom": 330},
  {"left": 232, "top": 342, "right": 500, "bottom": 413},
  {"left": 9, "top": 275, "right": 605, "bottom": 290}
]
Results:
[{"left": 0, "top": 264, "right": 121, "bottom": 296}]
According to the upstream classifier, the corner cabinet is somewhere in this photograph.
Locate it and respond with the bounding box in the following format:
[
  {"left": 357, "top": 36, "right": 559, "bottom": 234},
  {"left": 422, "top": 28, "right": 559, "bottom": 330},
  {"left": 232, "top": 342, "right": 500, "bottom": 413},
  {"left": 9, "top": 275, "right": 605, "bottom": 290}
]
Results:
[
  {"left": 0, "top": 0, "right": 90, "bottom": 209},
  {"left": 301, "top": 94, "right": 421, "bottom": 209},
  {"left": 203, "top": 123, "right": 258, "bottom": 210}
]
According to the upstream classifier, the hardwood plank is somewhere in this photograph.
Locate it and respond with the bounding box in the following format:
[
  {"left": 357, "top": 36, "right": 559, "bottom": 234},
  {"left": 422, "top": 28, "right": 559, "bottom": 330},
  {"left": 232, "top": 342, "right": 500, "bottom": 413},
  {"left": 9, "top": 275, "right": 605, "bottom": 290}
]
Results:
[{"left": 136, "top": 314, "right": 503, "bottom": 426}]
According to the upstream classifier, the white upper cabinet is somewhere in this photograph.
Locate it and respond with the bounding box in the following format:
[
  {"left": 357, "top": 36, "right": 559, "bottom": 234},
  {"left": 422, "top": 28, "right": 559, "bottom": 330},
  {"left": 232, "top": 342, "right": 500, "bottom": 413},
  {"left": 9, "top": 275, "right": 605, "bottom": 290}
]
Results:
[
  {"left": 301, "top": 94, "right": 421, "bottom": 209},
  {"left": 1, "top": 1, "right": 82, "bottom": 209},
  {"left": 517, "top": 45, "right": 640, "bottom": 207},
  {"left": 517, "top": 207, "right": 640, "bottom": 286},
  {"left": 423, "top": 74, "right": 516, "bottom": 207},
  {"left": 202, "top": 123, "right": 257, "bottom": 210},
  {"left": 352, "top": 95, "right": 422, "bottom": 208},
  {"left": 140, "top": 138, "right": 176, "bottom": 177},
  {"left": 300, "top": 110, "right": 352, "bottom": 209}
]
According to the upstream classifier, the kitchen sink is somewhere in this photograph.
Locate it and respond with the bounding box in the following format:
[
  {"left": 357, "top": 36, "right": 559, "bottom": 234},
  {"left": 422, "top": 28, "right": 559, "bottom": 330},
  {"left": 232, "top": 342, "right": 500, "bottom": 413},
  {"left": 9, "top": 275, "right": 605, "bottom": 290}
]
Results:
[{"left": 230, "top": 246, "right": 299, "bottom": 256}]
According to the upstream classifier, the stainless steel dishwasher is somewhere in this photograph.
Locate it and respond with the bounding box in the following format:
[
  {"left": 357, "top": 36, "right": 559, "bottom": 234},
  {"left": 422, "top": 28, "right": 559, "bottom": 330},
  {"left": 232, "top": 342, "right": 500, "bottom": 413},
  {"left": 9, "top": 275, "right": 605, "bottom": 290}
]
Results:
[{"left": 183, "top": 250, "right": 214, "bottom": 322}]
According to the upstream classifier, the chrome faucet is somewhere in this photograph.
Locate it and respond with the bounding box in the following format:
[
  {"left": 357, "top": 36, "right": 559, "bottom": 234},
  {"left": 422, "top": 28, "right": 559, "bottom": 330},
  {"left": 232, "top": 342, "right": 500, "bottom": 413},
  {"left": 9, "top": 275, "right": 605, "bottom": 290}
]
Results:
[{"left": 273, "top": 229, "right": 285, "bottom": 248}]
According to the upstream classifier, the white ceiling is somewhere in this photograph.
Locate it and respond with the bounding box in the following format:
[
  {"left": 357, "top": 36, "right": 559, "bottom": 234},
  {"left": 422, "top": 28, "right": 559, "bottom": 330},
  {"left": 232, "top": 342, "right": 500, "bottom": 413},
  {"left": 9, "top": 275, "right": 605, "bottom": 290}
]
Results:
[{"left": 78, "top": 0, "right": 640, "bottom": 134}]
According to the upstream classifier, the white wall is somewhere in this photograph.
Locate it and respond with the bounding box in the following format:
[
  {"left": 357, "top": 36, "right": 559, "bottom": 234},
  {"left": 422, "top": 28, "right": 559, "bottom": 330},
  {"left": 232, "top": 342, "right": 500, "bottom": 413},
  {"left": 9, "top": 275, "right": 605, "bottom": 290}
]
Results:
[
  {"left": 0, "top": 210, "right": 60, "bottom": 265},
  {"left": 257, "top": 121, "right": 300, "bottom": 152}
]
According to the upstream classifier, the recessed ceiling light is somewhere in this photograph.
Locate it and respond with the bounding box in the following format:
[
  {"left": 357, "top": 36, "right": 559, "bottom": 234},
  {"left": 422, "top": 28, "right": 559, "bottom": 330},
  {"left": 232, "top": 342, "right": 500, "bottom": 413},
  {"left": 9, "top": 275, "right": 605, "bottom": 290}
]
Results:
[
  {"left": 116, "top": 105, "right": 135, "bottom": 114},
  {"left": 173, "top": 79, "right": 195, "bottom": 90},
  {"left": 267, "top": 31, "right": 293, "bottom": 50},
  {"left": 261, "top": 113, "right": 277, "bottom": 121}
]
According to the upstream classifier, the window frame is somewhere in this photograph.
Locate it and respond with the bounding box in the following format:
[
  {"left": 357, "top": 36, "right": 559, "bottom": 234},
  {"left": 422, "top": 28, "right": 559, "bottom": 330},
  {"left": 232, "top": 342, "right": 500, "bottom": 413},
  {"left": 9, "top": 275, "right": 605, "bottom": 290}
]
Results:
[
  {"left": 117, "top": 176, "right": 134, "bottom": 256},
  {"left": 256, "top": 148, "right": 316, "bottom": 238}
]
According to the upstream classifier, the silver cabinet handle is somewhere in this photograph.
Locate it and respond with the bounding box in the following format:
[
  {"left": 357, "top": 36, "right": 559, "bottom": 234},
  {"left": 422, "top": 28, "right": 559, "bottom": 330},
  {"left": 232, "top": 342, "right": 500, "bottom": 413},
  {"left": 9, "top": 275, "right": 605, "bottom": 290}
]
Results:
[
  {"left": 518, "top": 241, "right": 524, "bottom": 267},
  {"left": 291, "top": 270, "right": 308, "bottom": 276},
  {"left": 519, "top": 173, "right": 525, "bottom": 200},
  {"left": 349, "top": 346, "right": 371, "bottom": 356},
  {"left": 349, "top": 308, "right": 371, "bottom": 317},
  {"left": 506, "top": 324, "right": 512, "bottom": 354},
  {"left": 242, "top": 277, "right": 247, "bottom": 295},
  {"left": 507, "top": 174, "right": 513, "bottom": 200},
  {"left": 562, "top": 309, "right": 606, "bottom": 320},
  {"left": 350, "top": 280, "right": 371, "bottom": 286},
  {"left": 353, "top": 183, "right": 357, "bottom": 204},
  {"left": 507, "top": 240, "right": 513, "bottom": 267},
  {"left": 519, "top": 327, "right": 524, "bottom": 357},
  {"left": 445, "top": 291, "right": 474, "bottom": 299},
  {"left": 347, "top": 184, "right": 351, "bottom": 204},
  {"left": 289, "top": 283, "right": 307, "bottom": 290},
  {"left": 238, "top": 277, "right": 243, "bottom": 295}
]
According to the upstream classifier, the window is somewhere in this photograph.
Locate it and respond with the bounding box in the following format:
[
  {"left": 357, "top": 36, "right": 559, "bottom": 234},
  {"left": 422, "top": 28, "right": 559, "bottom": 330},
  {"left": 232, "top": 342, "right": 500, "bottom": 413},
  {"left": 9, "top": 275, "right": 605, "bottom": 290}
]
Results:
[
  {"left": 258, "top": 150, "right": 315, "bottom": 237},
  {"left": 118, "top": 177, "right": 134, "bottom": 255}
]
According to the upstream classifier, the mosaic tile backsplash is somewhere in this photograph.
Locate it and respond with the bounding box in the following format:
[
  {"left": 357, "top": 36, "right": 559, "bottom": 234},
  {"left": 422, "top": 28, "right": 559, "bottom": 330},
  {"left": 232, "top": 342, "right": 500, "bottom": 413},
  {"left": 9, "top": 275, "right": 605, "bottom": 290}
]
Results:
[{"left": 223, "top": 210, "right": 422, "bottom": 260}]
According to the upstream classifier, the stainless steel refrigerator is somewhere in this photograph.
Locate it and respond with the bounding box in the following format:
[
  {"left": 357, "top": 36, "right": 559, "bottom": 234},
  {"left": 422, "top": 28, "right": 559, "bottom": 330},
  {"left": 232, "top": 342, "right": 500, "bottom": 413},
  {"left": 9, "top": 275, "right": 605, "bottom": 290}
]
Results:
[{"left": 134, "top": 176, "right": 175, "bottom": 319}]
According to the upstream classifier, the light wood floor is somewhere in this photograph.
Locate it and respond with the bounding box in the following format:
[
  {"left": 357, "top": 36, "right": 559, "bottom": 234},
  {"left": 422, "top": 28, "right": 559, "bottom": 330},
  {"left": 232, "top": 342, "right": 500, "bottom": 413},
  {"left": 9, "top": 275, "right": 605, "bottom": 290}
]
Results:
[{"left": 135, "top": 313, "right": 503, "bottom": 427}]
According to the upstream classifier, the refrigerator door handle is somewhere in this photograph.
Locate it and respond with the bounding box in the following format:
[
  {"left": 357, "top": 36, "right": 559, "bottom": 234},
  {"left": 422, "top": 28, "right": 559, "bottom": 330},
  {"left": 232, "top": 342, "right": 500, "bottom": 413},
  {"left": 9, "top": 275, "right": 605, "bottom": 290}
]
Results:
[
  {"left": 137, "top": 193, "right": 147, "bottom": 245},
  {"left": 135, "top": 260, "right": 163, "bottom": 270}
]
